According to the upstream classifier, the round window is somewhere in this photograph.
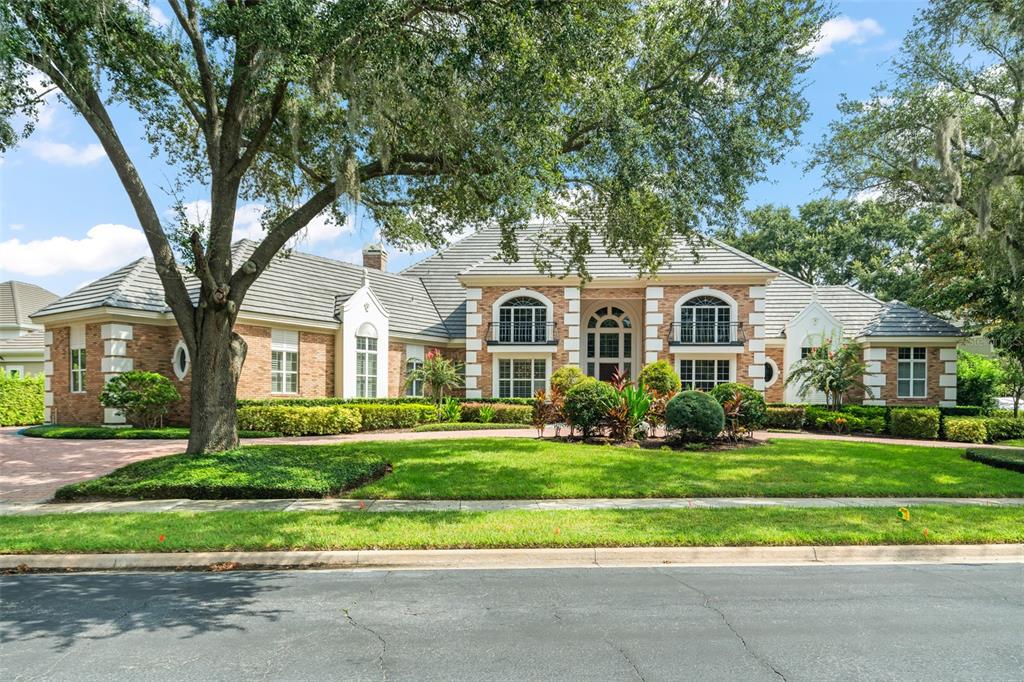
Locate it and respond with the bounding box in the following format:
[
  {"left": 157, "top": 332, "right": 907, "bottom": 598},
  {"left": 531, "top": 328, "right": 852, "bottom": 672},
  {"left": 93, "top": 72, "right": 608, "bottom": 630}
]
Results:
[
  {"left": 172, "top": 341, "right": 190, "bottom": 380},
  {"left": 764, "top": 358, "right": 779, "bottom": 388}
]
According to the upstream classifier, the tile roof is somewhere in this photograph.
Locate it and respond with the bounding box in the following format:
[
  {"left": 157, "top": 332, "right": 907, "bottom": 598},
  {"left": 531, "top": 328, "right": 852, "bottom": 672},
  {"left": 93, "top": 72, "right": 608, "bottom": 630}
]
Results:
[
  {"left": 763, "top": 273, "right": 886, "bottom": 339},
  {"left": 0, "top": 281, "right": 59, "bottom": 327},
  {"left": 0, "top": 329, "right": 45, "bottom": 354},
  {"left": 860, "top": 300, "right": 963, "bottom": 337}
]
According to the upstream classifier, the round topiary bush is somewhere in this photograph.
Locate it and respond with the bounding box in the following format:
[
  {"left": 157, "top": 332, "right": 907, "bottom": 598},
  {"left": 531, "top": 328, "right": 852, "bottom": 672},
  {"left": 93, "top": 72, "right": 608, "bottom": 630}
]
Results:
[
  {"left": 665, "top": 390, "right": 725, "bottom": 442},
  {"left": 550, "top": 365, "right": 586, "bottom": 396},
  {"left": 638, "top": 359, "right": 681, "bottom": 396},
  {"left": 708, "top": 382, "right": 766, "bottom": 435},
  {"left": 563, "top": 378, "right": 618, "bottom": 438},
  {"left": 99, "top": 371, "right": 181, "bottom": 428}
]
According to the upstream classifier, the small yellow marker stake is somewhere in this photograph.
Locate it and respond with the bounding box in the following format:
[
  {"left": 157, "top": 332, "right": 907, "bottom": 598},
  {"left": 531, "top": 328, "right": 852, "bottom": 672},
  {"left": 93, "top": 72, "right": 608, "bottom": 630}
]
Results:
[{"left": 898, "top": 507, "right": 910, "bottom": 521}]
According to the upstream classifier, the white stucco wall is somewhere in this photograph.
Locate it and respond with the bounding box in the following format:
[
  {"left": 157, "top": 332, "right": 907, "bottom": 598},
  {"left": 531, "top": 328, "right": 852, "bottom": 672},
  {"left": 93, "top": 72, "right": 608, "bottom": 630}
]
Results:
[{"left": 339, "top": 278, "right": 389, "bottom": 398}]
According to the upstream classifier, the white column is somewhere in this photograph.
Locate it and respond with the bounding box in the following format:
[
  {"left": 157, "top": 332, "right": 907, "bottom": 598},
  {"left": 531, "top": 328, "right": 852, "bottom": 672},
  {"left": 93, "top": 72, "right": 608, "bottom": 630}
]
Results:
[
  {"left": 938, "top": 347, "right": 957, "bottom": 407},
  {"left": 862, "top": 347, "right": 887, "bottom": 406},
  {"left": 644, "top": 286, "right": 664, "bottom": 365},
  {"left": 464, "top": 289, "right": 483, "bottom": 398},
  {"left": 100, "top": 323, "right": 134, "bottom": 424},
  {"left": 43, "top": 331, "right": 53, "bottom": 423},
  {"left": 748, "top": 285, "right": 767, "bottom": 392},
  {"left": 564, "top": 287, "right": 581, "bottom": 365}
]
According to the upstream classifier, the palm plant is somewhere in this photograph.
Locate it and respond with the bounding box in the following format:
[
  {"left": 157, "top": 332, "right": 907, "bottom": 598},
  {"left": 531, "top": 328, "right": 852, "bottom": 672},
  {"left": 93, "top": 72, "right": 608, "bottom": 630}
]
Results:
[
  {"left": 404, "top": 349, "right": 464, "bottom": 405},
  {"left": 785, "top": 339, "right": 872, "bottom": 409}
]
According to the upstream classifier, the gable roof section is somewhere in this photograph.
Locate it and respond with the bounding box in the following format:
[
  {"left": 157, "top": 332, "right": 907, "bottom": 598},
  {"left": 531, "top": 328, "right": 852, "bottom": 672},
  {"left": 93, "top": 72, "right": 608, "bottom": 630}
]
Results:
[
  {"left": 860, "top": 300, "right": 962, "bottom": 338},
  {"left": 0, "top": 281, "right": 59, "bottom": 327},
  {"left": 0, "top": 329, "right": 45, "bottom": 355},
  {"left": 764, "top": 273, "right": 886, "bottom": 339}
]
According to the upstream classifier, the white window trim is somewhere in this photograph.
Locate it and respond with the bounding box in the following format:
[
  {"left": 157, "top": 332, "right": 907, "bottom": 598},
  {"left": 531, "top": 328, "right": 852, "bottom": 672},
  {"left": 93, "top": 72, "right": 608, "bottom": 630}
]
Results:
[
  {"left": 674, "top": 288, "right": 739, "bottom": 322},
  {"left": 583, "top": 304, "right": 638, "bottom": 381},
  {"left": 897, "top": 347, "right": 928, "bottom": 399},
  {"left": 171, "top": 340, "right": 190, "bottom": 380},
  {"left": 491, "top": 289, "right": 555, "bottom": 344},
  {"left": 405, "top": 356, "right": 423, "bottom": 397},
  {"left": 677, "top": 356, "right": 735, "bottom": 391},
  {"left": 764, "top": 357, "right": 779, "bottom": 388},
  {"left": 355, "top": 334, "right": 379, "bottom": 398},
  {"left": 5, "top": 365, "right": 24, "bottom": 378},
  {"left": 491, "top": 354, "right": 551, "bottom": 399},
  {"left": 271, "top": 329, "right": 299, "bottom": 395},
  {"left": 70, "top": 347, "right": 86, "bottom": 394}
]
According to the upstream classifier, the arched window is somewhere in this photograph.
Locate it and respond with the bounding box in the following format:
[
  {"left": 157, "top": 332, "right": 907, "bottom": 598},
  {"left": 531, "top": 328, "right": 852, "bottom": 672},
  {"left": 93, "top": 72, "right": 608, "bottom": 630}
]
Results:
[
  {"left": 585, "top": 306, "right": 634, "bottom": 381},
  {"left": 355, "top": 323, "right": 378, "bottom": 398},
  {"left": 678, "top": 295, "right": 733, "bottom": 344},
  {"left": 497, "top": 296, "right": 548, "bottom": 343},
  {"left": 405, "top": 357, "right": 423, "bottom": 397}
]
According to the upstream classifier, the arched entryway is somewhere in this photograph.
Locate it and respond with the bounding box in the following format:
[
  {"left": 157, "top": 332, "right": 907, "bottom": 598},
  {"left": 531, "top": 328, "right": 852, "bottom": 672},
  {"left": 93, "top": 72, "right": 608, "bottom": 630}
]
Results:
[{"left": 583, "top": 305, "right": 638, "bottom": 381}]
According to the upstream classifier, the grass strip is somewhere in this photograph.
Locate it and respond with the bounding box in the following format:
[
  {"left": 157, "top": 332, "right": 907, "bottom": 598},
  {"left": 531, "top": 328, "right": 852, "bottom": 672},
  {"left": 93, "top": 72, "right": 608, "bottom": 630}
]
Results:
[
  {"left": 1, "top": 506, "right": 1020, "bottom": 554},
  {"left": 21, "top": 425, "right": 277, "bottom": 439},
  {"left": 965, "top": 447, "right": 1024, "bottom": 474}
]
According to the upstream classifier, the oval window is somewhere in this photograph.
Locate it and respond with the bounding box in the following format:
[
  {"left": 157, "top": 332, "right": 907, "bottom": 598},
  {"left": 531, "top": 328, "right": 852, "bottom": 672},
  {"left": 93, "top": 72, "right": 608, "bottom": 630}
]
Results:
[{"left": 172, "top": 341, "right": 190, "bottom": 380}]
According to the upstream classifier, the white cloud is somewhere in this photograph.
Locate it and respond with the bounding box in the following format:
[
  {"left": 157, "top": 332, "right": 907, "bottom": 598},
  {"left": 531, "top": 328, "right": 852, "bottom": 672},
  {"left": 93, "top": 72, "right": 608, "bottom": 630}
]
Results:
[
  {"left": 8, "top": 224, "right": 25, "bottom": 232},
  {"left": 25, "top": 71, "right": 59, "bottom": 131},
  {"left": 0, "top": 224, "right": 149, "bottom": 276},
  {"left": 806, "top": 17, "right": 884, "bottom": 57},
  {"left": 127, "top": 0, "right": 171, "bottom": 27},
  {"left": 27, "top": 140, "right": 106, "bottom": 166},
  {"left": 177, "top": 200, "right": 352, "bottom": 247}
]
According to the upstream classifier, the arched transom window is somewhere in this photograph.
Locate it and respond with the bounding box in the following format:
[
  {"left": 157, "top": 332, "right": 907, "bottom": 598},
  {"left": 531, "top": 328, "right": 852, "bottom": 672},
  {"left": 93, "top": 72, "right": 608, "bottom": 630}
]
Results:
[
  {"left": 497, "top": 296, "right": 548, "bottom": 343},
  {"left": 585, "top": 306, "right": 634, "bottom": 381},
  {"left": 679, "top": 295, "right": 733, "bottom": 344}
]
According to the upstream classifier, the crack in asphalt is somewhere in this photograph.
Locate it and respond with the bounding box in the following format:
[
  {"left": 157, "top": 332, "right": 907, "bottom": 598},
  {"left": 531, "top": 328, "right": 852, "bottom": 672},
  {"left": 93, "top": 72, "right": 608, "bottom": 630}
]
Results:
[
  {"left": 605, "top": 639, "right": 645, "bottom": 681},
  {"left": 343, "top": 607, "right": 388, "bottom": 682},
  {"left": 658, "top": 570, "right": 787, "bottom": 682}
]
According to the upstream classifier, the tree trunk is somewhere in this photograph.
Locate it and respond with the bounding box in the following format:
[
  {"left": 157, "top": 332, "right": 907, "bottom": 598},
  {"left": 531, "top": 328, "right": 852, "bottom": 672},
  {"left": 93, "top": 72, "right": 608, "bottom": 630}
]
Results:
[{"left": 186, "top": 309, "right": 247, "bottom": 454}]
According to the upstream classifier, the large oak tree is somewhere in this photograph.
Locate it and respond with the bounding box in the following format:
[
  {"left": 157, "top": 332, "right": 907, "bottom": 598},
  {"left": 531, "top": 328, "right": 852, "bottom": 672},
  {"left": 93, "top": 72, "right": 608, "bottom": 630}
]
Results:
[{"left": 2, "top": 0, "right": 826, "bottom": 452}]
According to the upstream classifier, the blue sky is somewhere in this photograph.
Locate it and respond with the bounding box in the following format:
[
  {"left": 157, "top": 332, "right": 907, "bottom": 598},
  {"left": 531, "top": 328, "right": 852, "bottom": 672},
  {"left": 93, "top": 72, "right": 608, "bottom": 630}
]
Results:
[{"left": 0, "top": 1, "right": 925, "bottom": 297}]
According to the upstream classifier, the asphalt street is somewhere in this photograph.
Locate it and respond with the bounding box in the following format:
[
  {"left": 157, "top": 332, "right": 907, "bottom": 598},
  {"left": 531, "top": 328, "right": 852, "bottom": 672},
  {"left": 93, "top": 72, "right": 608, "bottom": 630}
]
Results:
[{"left": 2, "top": 563, "right": 1022, "bottom": 681}]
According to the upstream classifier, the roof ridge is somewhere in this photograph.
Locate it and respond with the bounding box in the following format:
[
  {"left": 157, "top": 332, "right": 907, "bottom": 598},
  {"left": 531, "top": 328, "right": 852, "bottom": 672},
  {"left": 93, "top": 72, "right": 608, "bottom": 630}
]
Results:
[
  {"left": 401, "top": 224, "right": 500, "bottom": 274},
  {"left": 257, "top": 239, "right": 423, "bottom": 284},
  {"left": 7, "top": 282, "right": 21, "bottom": 327},
  {"left": 417, "top": 275, "right": 453, "bottom": 339}
]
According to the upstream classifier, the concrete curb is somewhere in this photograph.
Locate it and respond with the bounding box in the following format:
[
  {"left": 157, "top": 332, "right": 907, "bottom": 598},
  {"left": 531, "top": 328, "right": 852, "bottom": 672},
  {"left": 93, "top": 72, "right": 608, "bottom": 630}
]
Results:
[{"left": 3, "top": 544, "right": 1021, "bottom": 572}]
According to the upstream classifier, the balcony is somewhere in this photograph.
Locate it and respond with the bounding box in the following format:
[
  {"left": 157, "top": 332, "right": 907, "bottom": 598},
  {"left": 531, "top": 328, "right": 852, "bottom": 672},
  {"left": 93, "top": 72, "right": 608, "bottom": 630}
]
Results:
[
  {"left": 669, "top": 321, "right": 745, "bottom": 346},
  {"left": 487, "top": 321, "right": 557, "bottom": 346}
]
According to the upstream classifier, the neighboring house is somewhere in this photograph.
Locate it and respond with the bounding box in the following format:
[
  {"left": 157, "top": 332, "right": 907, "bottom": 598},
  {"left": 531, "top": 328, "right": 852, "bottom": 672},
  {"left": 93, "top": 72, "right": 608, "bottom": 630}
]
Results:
[
  {"left": 32, "top": 224, "right": 962, "bottom": 425},
  {"left": 0, "top": 281, "right": 59, "bottom": 377}
]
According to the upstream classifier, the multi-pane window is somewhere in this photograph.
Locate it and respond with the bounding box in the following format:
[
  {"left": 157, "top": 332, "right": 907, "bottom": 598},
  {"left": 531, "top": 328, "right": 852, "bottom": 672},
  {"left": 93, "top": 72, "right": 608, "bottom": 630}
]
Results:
[
  {"left": 271, "top": 329, "right": 298, "bottom": 394},
  {"left": 70, "top": 348, "right": 86, "bottom": 393},
  {"left": 498, "top": 358, "right": 546, "bottom": 398},
  {"left": 406, "top": 357, "right": 423, "bottom": 397},
  {"left": 678, "top": 296, "right": 732, "bottom": 343},
  {"left": 897, "top": 347, "right": 927, "bottom": 398},
  {"left": 497, "top": 296, "right": 548, "bottom": 343},
  {"left": 356, "top": 335, "right": 379, "bottom": 397},
  {"left": 678, "top": 359, "right": 730, "bottom": 391},
  {"left": 585, "top": 306, "right": 634, "bottom": 380}
]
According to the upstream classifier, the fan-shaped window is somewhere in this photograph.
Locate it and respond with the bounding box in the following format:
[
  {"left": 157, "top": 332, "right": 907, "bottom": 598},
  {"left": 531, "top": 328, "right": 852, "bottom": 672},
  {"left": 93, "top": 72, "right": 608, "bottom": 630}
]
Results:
[
  {"left": 678, "top": 295, "right": 733, "bottom": 344},
  {"left": 585, "top": 307, "right": 634, "bottom": 381},
  {"left": 497, "top": 296, "right": 548, "bottom": 343}
]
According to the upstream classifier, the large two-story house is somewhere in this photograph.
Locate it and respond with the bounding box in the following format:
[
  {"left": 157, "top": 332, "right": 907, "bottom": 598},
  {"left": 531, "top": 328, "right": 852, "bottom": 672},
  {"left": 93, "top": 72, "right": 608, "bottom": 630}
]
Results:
[{"left": 32, "top": 224, "right": 962, "bottom": 425}]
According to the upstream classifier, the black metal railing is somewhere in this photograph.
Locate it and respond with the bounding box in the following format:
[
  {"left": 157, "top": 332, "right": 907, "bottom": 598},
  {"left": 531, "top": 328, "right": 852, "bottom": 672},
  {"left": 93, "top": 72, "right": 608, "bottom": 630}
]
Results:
[
  {"left": 670, "top": 321, "right": 745, "bottom": 346},
  {"left": 487, "top": 321, "right": 557, "bottom": 345}
]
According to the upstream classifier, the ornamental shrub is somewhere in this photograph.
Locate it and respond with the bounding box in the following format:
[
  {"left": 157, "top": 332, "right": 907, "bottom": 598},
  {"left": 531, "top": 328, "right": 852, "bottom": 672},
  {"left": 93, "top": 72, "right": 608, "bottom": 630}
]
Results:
[
  {"left": 956, "top": 350, "right": 1002, "bottom": 408},
  {"left": 764, "top": 405, "right": 805, "bottom": 430},
  {"left": 637, "top": 360, "right": 681, "bottom": 396},
  {"left": 944, "top": 417, "right": 988, "bottom": 444},
  {"left": 889, "top": 407, "right": 940, "bottom": 440},
  {"left": 665, "top": 390, "right": 725, "bottom": 442},
  {"left": 460, "top": 402, "right": 533, "bottom": 424},
  {"left": 436, "top": 397, "right": 462, "bottom": 423},
  {"left": 351, "top": 403, "right": 436, "bottom": 430},
  {"left": 964, "top": 447, "right": 1024, "bottom": 474},
  {"left": 814, "top": 412, "right": 864, "bottom": 434},
  {"left": 550, "top": 365, "right": 586, "bottom": 396},
  {"left": 237, "top": 405, "right": 361, "bottom": 436},
  {"left": 708, "top": 382, "right": 766, "bottom": 434},
  {"left": 99, "top": 371, "right": 180, "bottom": 428},
  {"left": 563, "top": 378, "right": 617, "bottom": 438},
  {"left": 983, "top": 416, "right": 1024, "bottom": 442},
  {"left": 0, "top": 373, "right": 44, "bottom": 426}
]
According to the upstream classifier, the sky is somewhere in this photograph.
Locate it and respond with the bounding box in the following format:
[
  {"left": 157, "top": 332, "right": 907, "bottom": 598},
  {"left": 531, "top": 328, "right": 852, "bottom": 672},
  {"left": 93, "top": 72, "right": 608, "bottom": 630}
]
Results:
[{"left": 0, "top": 1, "right": 927, "bottom": 297}]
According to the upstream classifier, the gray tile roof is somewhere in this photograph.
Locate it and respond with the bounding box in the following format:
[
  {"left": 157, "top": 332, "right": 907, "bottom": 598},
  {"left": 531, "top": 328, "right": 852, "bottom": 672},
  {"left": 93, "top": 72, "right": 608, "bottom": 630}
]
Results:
[
  {"left": 764, "top": 273, "right": 886, "bottom": 339},
  {"left": 0, "top": 281, "right": 59, "bottom": 327},
  {"left": 860, "top": 300, "right": 962, "bottom": 337},
  {"left": 0, "top": 329, "right": 45, "bottom": 354}
]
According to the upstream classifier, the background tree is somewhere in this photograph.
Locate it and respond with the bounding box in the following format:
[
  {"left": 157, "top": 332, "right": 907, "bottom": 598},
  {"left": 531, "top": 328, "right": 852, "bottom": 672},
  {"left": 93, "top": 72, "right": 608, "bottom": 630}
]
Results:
[
  {"left": 998, "top": 353, "right": 1024, "bottom": 416},
  {"left": 2, "top": 0, "right": 826, "bottom": 452},
  {"left": 955, "top": 349, "right": 1003, "bottom": 409}
]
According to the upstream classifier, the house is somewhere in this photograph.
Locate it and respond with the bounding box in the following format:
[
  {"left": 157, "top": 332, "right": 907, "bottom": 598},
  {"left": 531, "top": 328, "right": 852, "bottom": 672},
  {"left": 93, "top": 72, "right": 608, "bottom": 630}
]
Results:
[
  {"left": 0, "top": 281, "right": 59, "bottom": 377},
  {"left": 31, "top": 224, "right": 962, "bottom": 425}
]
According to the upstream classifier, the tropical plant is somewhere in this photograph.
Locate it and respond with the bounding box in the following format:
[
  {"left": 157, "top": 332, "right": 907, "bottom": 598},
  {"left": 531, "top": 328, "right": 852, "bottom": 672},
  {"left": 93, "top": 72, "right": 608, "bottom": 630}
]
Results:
[
  {"left": 436, "top": 396, "right": 461, "bottom": 423},
  {"left": 708, "top": 382, "right": 766, "bottom": 438},
  {"left": 477, "top": 405, "right": 496, "bottom": 424},
  {"left": 607, "top": 384, "right": 653, "bottom": 442},
  {"left": 563, "top": 378, "right": 618, "bottom": 439},
  {"left": 405, "top": 349, "right": 464, "bottom": 405},
  {"left": 665, "top": 390, "right": 725, "bottom": 443},
  {"left": 99, "top": 371, "right": 181, "bottom": 428},
  {"left": 785, "top": 340, "right": 870, "bottom": 410}
]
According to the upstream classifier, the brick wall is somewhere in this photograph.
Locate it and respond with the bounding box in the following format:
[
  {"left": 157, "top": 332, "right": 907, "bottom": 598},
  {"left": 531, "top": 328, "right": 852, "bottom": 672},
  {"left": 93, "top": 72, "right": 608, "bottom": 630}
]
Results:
[
  {"left": 127, "top": 323, "right": 191, "bottom": 424},
  {"left": 764, "top": 345, "right": 785, "bottom": 403},
  {"left": 47, "top": 324, "right": 104, "bottom": 424},
  {"left": 876, "top": 345, "right": 955, "bottom": 406},
  {"left": 235, "top": 324, "right": 334, "bottom": 399}
]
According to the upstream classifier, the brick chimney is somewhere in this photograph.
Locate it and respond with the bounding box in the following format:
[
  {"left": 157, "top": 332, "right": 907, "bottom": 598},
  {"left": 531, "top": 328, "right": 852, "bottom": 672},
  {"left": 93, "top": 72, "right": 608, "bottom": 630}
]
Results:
[{"left": 362, "top": 243, "right": 388, "bottom": 271}]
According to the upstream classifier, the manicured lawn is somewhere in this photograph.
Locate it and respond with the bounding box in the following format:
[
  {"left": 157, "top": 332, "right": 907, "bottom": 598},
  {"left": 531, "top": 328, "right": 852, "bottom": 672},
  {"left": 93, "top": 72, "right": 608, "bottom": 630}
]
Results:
[
  {"left": 0, "top": 506, "right": 1020, "bottom": 553},
  {"left": 347, "top": 438, "right": 1024, "bottom": 499},
  {"left": 1000, "top": 439, "right": 1024, "bottom": 447},
  {"left": 412, "top": 422, "right": 531, "bottom": 432},
  {"left": 21, "top": 425, "right": 277, "bottom": 439},
  {"left": 54, "top": 445, "right": 387, "bottom": 501},
  {"left": 965, "top": 447, "right": 1024, "bottom": 474}
]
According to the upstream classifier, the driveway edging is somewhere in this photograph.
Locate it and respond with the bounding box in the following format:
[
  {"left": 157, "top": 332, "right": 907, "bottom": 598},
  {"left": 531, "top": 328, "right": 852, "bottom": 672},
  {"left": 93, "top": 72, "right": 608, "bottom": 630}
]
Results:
[{"left": 3, "top": 544, "right": 1021, "bottom": 572}]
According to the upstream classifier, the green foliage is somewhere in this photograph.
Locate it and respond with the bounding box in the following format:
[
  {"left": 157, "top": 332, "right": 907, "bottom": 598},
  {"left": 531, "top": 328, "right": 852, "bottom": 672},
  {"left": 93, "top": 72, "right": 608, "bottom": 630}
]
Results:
[
  {"left": 665, "top": 390, "right": 725, "bottom": 442},
  {"left": 964, "top": 447, "right": 1024, "bottom": 475},
  {"left": 98, "top": 371, "right": 180, "bottom": 428},
  {"left": 412, "top": 422, "right": 530, "bottom": 432},
  {"left": 350, "top": 403, "right": 437, "bottom": 430},
  {"left": 237, "top": 405, "right": 361, "bottom": 436},
  {"left": 237, "top": 396, "right": 535, "bottom": 407},
  {"left": 563, "top": 378, "right": 618, "bottom": 438},
  {"left": 54, "top": 445, "right": 388, "bottom": 500},
  {"left": 785, "top": 340, "right": 870, "bottom": 409},
  {"left": 606, "top": 383, "right": 653, "bottom": 442},
  {"left": 477, "top": 405, "right": 496, "bottom": 424},
  {"left": 550, "top": 366, "right": 586, "bottom": 396},
  {"left": 0, "top": 373, "right": 43, "bottom": 426},
  {"left": 998, "top": 353, "right": 1024, "bottom": 417},
  {"left": 460, "top": 403, "right": 533, "bottom": 424},
  {"left": 708, "top": 382, "right": 766, "bottom": 435},
  {"left": 637, "top": 360, "right": 681, "bottom": 396},
  {"left": 406, "top": 350, "right": 464, "bottom": 405},
  {"left": 436, "top": 397, "right": 462, "bottom": 423},
  {"left": 983, "top": 417, "right": 1024, "bottom": 443},
  {"left": 944, "top": 417, "right": 988, "bottom": 444},
  {"left": 889, "top": 408, "right": 940, "bottom": 440},
  {"left": 764, "top": 406, "right": 806, "bottom": 430},
  {"left": 957, "top": 350, "right": 1003, "bottom": 408},
  {"left": 21, "top": 425, "right": 276, "bottom": 439}
]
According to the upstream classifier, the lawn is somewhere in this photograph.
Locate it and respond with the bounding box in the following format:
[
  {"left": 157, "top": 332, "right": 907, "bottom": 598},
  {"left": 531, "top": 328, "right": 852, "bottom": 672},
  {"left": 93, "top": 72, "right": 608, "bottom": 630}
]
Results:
[
  {"left": 53, "top": 437, "right": 1024, "bottom": 501},
  {"left": 21, "top": 425, "right": 277, "bottom": 439},
  {"left": 1000, "top": 439, "right": 1024, "bottom": 447},
  {"left": 0, "top": 506, "right": 1020, "bottom": 553},
  {"left": 55, "top": 445, "right": 388, "bottom": 500}
]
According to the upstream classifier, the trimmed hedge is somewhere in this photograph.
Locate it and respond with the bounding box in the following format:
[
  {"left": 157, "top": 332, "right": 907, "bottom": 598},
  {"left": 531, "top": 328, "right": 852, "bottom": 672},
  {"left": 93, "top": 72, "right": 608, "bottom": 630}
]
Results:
[
  {"left": 889, "top": 407, "right": 940, "bottom": 440},
  {"left": 984, "top": 416, "right": 1024, "bottom": 442},
  {"left": 708, "top": 382, "right": 766, "bottom": 431},
  {"left": 0, "top": 373, "right": 44, "bottom": 426},
  {"left": 666, "top": 390, "right": 725, "bottom": 442},
  {"left": 764, "top": 406, "right": 805, "bottom": 430},
  {"left": 237, "top": 396, "right": 535, "bottom": 407},
  {"left": 350, "top": 403, "right": 437, "bottom": 430},
  {"left": 412, "top": 422, "right": 531, "bottom": 432},
  {"left": 237, "top": 405, "right": 361, "bottom": 436},
  {"left": 964, "top": 447, "right": 1024, "bottom": 474},
  {"left": 459, "top": 402, "right": 534, "bottom": 424},
  {"left": 944, "top": 417, "right": 988, "bottom": 444},
  {"left": 21, "top": 425, "right": 277, "bottom": 439}
]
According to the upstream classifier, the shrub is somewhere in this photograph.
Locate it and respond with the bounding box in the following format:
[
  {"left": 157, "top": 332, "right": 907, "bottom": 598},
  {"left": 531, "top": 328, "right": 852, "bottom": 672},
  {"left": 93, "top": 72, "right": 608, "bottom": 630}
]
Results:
[
  {"left": 436, "top": 397, "right": 462, "bottom": 423},
  {"left": 460, "top": 402, "right": 534, "bottom": 424},
  {"left": 841, "top": 405, "right": 887, "bottom": 421},
  {"left": 964, "top": 447, "right": 1024, "bottom": 474},
  {"left": 412, "top": 422, "right": 530, "bottom": 432},
  {"left": 351, "top": 403, "right": 436, "bottom": 430},
  {"left": 665, "top": 390, "right": 725, "bottom": 442},
  {"left": 944, "top": 417, "right": 988, "bottom": 444},
  {"left": 237, "top": 405, "right": 361, "bottom": 436},
  {"left": 563, "top": 378, "right": 618, "bottom": 438},
  {"left": 550, "top": 365, "right": 586, "bottom": 395},
  {"left": 236, "top": 396, "right": 535, "bottom": 407},
  {"left": 477, "top": 405, "right": 496, "bottom": 423},
  {"left": 638, "top": 360, "right": 681, "bottom": 396},
  {"left": 862, "top": 416, "right": 886, "bottom": 434},
  {"left": 606, "top": 384, "right": 652, "bottom": 442},
  {"left": 983, "top": 416, "right": 1024, "bottom": 442},
  {"left": 957, "top": 350, "right": 1002, "bottom": 408},
  {"left": 99, "top": 371, "right": 180, "bottom": 428},
  {"left": 889, "top": 407, "right": 940, "bottom": 440},
  {"left": 814, "top": 412, "right": 864, "bottom": 434},
  {"left": 0, "top": 373, "right": 44, "bottom": 426},
  {"left": 939, "top": 405, "right": 988, "bottom": 418},
  {"left": 708, "top": 382, "right": 766, "bottom": 436},
  {"left": 764, "top": 405, "right": 805, "bottom": 430}
]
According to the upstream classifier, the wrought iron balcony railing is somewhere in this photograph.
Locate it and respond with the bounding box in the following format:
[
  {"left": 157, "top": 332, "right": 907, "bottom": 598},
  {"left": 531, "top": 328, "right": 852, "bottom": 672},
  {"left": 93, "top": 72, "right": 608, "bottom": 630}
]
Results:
[
  {"left": 669, "top": 321, "right": 745, "bottom": 346},
  {"left": 487, "top": 321, "right": 558, "bottom": 345}
]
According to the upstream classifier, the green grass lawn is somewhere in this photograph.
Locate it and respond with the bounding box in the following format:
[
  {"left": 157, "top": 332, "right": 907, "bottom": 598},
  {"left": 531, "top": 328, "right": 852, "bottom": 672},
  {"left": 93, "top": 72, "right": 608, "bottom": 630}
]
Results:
[
  {"left": 53, "top": 437, "right": 1024, "bottom": 501},
  {"left": 1000, "top": 439, "right": 1024, "bottom": 447},
  {"left": 55, "top": 445, "right": 388, "bottom": 501},
  {"left": 21, "top": 425, "right": 277, "bottom": 439},
  {"left": 0, "top": 506, "right": 1020, "bottom": 553},
  {"left": 965, "top": 447, "right": 1024, "bottom": 474}
]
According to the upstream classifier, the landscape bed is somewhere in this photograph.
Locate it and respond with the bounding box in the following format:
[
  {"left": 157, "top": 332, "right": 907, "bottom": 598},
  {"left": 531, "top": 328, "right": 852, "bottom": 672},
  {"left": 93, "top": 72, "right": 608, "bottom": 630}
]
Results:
[
  {"left": 0, "top": 506, "right": 1021, "bottom": 554},
  {"left": 21, "top": 425, "right": 277, "bottom": 439}
]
